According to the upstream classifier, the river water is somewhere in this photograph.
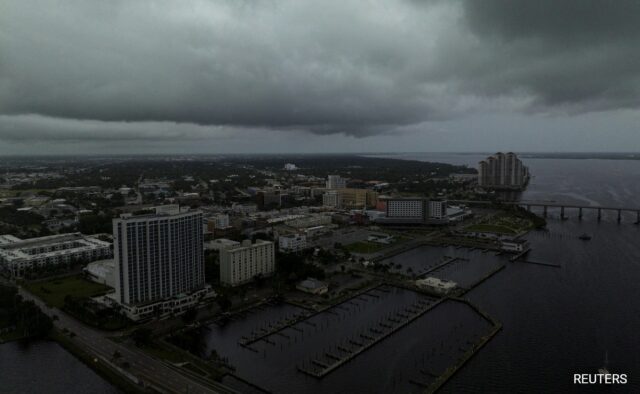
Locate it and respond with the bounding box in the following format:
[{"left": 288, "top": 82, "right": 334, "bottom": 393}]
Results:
[
  {"left": 0, "top": 340, "right": 119, "bottom": 393},
  {"left": 376, "top": 153, "right": 640, "bottom": 393}
]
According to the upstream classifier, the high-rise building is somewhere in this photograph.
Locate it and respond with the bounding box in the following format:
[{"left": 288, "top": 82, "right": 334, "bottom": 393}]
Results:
[
  {"left": 220, "top": 239, "right": 275, "bottom": 286},
  {"left": 113, "top": 205, "right": 205, "bottom": 309},
  {"left": 326, "top": 175, "right": 347, "bottom": 189},
  {"left": 478, "top": 152, "right": 529, "bottom": 189}
]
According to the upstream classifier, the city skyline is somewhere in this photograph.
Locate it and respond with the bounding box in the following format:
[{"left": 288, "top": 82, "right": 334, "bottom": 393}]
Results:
[{"left": 2, "top": 1, "right": 640, "bottom": 154}]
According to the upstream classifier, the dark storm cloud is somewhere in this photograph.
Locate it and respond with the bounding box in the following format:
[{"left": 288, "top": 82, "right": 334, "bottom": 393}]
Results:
[
  {"left": 0, "top": 0, "right": 639, "bottom": 142},
  {"left": 454, "top": 0, "right": 640, "bottom": 111}
]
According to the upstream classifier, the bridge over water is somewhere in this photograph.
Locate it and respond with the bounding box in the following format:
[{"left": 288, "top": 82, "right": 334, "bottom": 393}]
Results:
[{"left": 449, "top": 200, "right": 640, "bottom": 223}]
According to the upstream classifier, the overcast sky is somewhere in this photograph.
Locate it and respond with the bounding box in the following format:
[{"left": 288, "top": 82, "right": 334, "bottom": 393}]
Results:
[{"left": 1, "top": 0, "right": 639, "bottom": 155}]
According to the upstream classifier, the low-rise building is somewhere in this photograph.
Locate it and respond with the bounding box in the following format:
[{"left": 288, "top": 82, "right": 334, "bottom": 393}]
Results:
[
  {"left": 220, "top": 239, "right": 275, "bottom": 286},
  {"left": 415, "top": 277, "right": 457, "bottom": 295},
  {"left": 285, "top": 214, "right": 332, "bottom": 229},
  {"left": 101, "top": 286, "right": 214, "bottom": 321},
  {"left": 279, "top": 234, "right": 307, "bottom": 253},
  {"left": 0, "top": 233, "right": 112, "bottom": 278}
]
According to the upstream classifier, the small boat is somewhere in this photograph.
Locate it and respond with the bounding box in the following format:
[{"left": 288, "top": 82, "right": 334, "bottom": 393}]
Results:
[{"left": 578, "top": 233, "right": 592, "bottom": 241}]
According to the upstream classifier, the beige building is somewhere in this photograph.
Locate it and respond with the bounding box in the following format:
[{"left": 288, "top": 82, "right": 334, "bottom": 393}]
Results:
[
  {"left": 338, "top": 188, "right": 378, "bottom": 209},
  {"left": 220, "top": 239, "right": 275, "bottom": 286}
]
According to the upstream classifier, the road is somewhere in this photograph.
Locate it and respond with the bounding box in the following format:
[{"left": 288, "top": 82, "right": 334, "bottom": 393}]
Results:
[{"left": 18, "top": 287, "right": 235, "bottom": 394}]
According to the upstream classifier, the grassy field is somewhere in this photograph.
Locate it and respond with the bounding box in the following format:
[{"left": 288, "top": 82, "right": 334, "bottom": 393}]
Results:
[
  {"left": 465, "top": 213, "right": 534, "bottom": 235},
  {"left": 24, "top": 275, "right": 112, "bottom": 308}
]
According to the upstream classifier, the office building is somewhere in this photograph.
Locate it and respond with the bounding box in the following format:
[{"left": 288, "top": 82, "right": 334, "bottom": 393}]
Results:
[
  {"left": 0, "top": 233, "right": 112, "bottom": 278},
  {"left": 478, "top": 152, "right": 529, "bottom": 189},
  {"left": 112, "top": 205, "right": 210, "bottom": 320},
  {"left": 220, "top": 239, "right": 275, "bottom": 286}
]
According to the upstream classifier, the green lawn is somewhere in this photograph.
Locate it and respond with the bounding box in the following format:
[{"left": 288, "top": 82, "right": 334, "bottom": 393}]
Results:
[
  {"left": 465, "top": 213, "right": 535, "bottom": 235},
  {"left": 24, "top": 275, "right": 112, "bottom": 308}
]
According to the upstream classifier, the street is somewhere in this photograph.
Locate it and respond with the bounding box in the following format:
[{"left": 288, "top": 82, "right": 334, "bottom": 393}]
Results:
[{"left": 18, "top": 287, "right": 235, "bottom": 394}]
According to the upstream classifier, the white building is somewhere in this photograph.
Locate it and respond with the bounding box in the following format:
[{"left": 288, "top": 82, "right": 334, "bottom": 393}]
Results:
[
  {"left": 0, "top": 233, "right": 112, "bottom": 278},
  {"left": 415, "top": 277, "right": 457, "bottom": 295},
  {"left": 112, "top": 205, "right": 209, "bottom": 319},
  {"left": 284, "top": 163, "right": 298, "bottom": 171},
  {"left": 296, "top": 278, "right": 328, "bottom": 295},
  {"left": 322, "top": 190, "right": 342, "bottom": 209},
  {"left": 383, "top": 198, "right": 427, "bottom": 223},
  {"left": 428, "top": 200, "right": 447, "bottom": 220},
  {"left": 84, "top": 259, "right": 116, "bottom": 287},
  {"left": 220, "top": 239, "right": 275, "bottom": 286},
  {"left": 501, "top": 238, "right": 530, "bottom": 253},
  {"left": 279, "top": 234, "right": 307, "bottom": 253},
  {"left": 326, "top": 175, "right": 347, "bottom": 189}
]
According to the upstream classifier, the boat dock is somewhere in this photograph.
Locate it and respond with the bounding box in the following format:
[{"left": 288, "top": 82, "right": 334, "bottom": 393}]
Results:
[{"left": 297, "top": 297, "right": 445, "bottom": 379}]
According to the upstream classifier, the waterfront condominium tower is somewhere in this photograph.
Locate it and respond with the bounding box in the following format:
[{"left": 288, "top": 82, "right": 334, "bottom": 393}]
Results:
[
  {"left": 478, "top": 152, "right": 529, "bottom": 189},
  {"left": 113, "top": 205, "right": 204, "bottom": 306}
]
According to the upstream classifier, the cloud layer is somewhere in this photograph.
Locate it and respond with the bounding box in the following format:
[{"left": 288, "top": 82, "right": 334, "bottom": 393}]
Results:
[{"left": 1, "top": 0, "right": 639, "bottom": 147}]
